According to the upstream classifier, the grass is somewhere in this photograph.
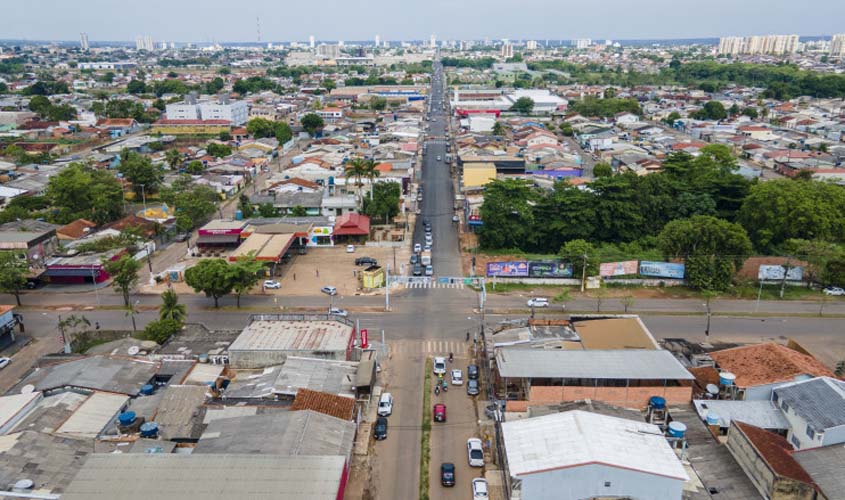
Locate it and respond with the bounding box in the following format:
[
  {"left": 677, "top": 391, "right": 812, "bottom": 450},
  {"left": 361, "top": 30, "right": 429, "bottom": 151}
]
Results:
[{"left": 419, "top": 358, "right": 433, "bottom": 500}]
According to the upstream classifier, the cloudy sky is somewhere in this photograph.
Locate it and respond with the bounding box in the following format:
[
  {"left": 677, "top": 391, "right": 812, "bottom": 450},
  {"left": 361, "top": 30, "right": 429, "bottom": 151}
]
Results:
[{"left": 3, "top": 0, "right": 843, "bottom": 42}]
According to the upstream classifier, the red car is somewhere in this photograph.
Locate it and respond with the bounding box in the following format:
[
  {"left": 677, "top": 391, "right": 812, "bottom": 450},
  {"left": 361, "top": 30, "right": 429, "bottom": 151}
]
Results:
[{"left": 434, "top": 403, "right": 447, "bottom": 422}]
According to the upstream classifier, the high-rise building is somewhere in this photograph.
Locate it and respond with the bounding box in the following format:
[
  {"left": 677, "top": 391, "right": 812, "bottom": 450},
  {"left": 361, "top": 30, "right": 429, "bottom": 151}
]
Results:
[
  {"left": 80, "top": 33, "right": 89, "bottom": 51},
  {"left": 525, "top": 40, "right": 537, "bottom": 50},
  {"left": 430, "top": 34, "right": 436, "bottom": 48},
  {"left": 574, "top": 39, "right": 592, "bottom": 49},
  {"left": 830, "top": 34, "right": 845, "bottom": 56},
  {"left": 316, "top": 43, "right": 341, "bottom": 59},
  {"left": 309, "top": 35, "right": 315, "bottom": 49},
  {"left": 718, "top": 35, "right": 799, "bottom": 55},
  {"left": 375, "top": 34, "right": 381, "bottom": 47},
  {"left": 501, "top": 42, "right": 514, "bottom": 59}
]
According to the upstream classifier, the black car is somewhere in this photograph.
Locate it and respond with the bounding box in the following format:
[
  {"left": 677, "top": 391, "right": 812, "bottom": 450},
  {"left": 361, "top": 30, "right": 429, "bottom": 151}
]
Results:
[
  {"left": 413, "top": 264, "right": 423, "bottom": 276},
  {"left": 410, "top": 254, "right": 420, "bottom": 265},
  {"left": 374, "top": 416, "right": 388, "bottom": 440},
  {"left": 440, "top": 462, "right": 455, "bottom": 487},
  {"left": 467, "top": 364, "right": 479, "bottom": 380},
  {"left": 467, "top": 379, "right": 480, "bottom": 396},
  {"left": 355, "top": 257, "right": 378, "bottom": 266}
]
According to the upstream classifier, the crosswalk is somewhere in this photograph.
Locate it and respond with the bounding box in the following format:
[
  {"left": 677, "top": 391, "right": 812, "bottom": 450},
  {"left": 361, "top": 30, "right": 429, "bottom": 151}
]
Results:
[
  {"left": 403, "top": 280, "right": 465, "bottom": 289},
  {"left": 389, "top": 339, "right": 469, "bottom": 356},
  {"left": 426, "top": 139, "right": 449, "bottom": 145}
]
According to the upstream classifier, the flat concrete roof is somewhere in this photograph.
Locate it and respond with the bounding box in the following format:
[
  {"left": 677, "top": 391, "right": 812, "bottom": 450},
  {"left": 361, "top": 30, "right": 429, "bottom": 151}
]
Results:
[
  {"left": 573, "top": 317, "right": 658, "bottom": 350},
  {"left": 229, "top": 319, "right": 353, "bottom": 353}
]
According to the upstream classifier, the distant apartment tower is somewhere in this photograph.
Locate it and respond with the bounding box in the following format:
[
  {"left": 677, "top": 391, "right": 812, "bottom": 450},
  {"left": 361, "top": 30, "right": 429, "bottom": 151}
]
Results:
[
  {"left": 459, "top": 40, "right": 474, "bottom": 51},
  {"left": 501, "top": 42, "right": 514, "bottom": 59},
  {"left": 165, "top": 96, "right": 248, "bottom": 125},
  {"left": 80, "top": 33, "right": 89, "bottom": 51},
  {"left": 574, "top": 38, "right": 592, "bottom": 49},
  {"left": 719, "top": 35, "right": 799, "bottom": 55},
  {"left": 309, "top": 35, "right": 315, "bottom": 49},
  {"left": 316, "top": 43, "right": 340, "bottom": 59},
  {"left": 831, "top": 34, "right": 845, "bottom": 56},
  {"left": 135, "top": 36, "right": 154, "bottom": 52},
  {"left": 430, "top": 34, "right": 437, "bottom": 48},
  {"left": 526, "top": 40, "right": 537, "bottom": 50},
  {"left": 718, "top": 36, "right": 744, "bottom": 55},
  {"left": 375, "top": 34, "right": 381, "bottom": 47}
]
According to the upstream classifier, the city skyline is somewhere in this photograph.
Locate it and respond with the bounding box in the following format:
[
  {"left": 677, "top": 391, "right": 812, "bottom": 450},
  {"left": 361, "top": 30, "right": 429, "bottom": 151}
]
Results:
[{"left": 2, "top": 0, "right": 844, "bottom": 43}]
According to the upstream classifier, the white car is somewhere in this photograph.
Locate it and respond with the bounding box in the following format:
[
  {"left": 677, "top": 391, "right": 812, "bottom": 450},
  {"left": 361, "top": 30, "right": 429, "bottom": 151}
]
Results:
[
  {"left": 414, "top": 243, "right": 422, "bottom": 253},
  {"left": 0, "top": 357, "right": 9, "bottom": 370},
  {"left": 346, "top": 245, "right": 355, "bottom": 253},
  {"left": 823, "top": 286, "right": 845, "bottom": 296},
  {"left": 451, "top": 369, "right": 463, "bottom": 386},
  {"left": 425, "top": 265, "right": 434, "bottom": 277},
  {"left": 467, "top": 438, "right": 484, "bottom": 467},
  {"left": 321, "top": 286, "right": 337, "bottom": 296},
  {"left": 328, "top": 307, "right": 348, "bottom": 317},
  {"left": 377, "top": 392, "right": 393, "bottom": 417},
  {"left": 433, "top": 356, "right": 447, "bottom": 375},
  {"left": 471, "top": 478, "right": 489, "bottom": 499},
  {"left": 263, "top": 280, "right": 281, "bottom": 289},
  {"left": 527, "top": 297, "right": 549, "bottom": 308}
]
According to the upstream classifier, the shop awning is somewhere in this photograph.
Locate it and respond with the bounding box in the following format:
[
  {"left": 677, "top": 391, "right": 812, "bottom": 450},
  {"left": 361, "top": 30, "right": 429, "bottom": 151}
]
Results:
[{"left": 196, "top": 234, "right": 240, "bottom": 245}]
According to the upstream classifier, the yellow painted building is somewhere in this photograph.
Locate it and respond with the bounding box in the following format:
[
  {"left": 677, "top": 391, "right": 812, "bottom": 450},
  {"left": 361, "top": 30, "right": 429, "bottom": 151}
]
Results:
[
  {"left": 462, "top": 162, "right": 497, "bottom": 188},
  {"left": 360, "top": 266, "right": 385, "bottom": 290}
]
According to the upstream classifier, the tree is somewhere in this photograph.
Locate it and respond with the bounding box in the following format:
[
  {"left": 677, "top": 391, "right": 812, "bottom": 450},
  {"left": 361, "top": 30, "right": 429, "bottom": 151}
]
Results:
[
  {"left": 118, "top": 151, "right": 163, "bottom": 197},
  {"left": 228, "top": 255, "right": 264, "bottom": 308},
  {"left": 185, "top": 160, "right": 204, "bottom": 174},
  {"left": 258, "top": 203, "right": 276, "bottom": 218},
  {"left": 593, "top": 162, "right": 613, "bottom": 178},
  {"left": 783, "top": 239, "right": 843, "bottom": 287},
  {"left": 46, "top": 163, "right": 124, "bottom": 224},
  {"left": 369, "top": 96, "right": 388, "bottom": 111},
  {"left": 492, "top": 121, "right": 505, "bottom": 136},
  {"left": 510, "top": 96, "right": 534, "bottom": 114},
  {"left": 205, "top": 77, "right": 225, "bottom": 94},
  {"left": 344, "top": 158, "right": 368, "bottom": 201},
  {"left": 478, "top": 179, "right": 536, "bottom": 249},
  {"left": 239, "top": 194, "right": 255, "bottom": 218},
  {"left": 103, "top": 254, "right": 142, "bottom": 306},
  {"left": 621, "top": 295, "right": 635, "bottom": 313},
  {"left": 126, "top": 80, "right": 147, "bottom": 94},
  {"left": 741, "top": 107, "right": 759, "bottom": 119},
  {"left": 185, "top": 259, "right": 234, "bottom": 308},
  {"left": 300, "top": 113, "right": 324, "bottom": 136},
  {"left": 205, "top": 142, "right": 232, "bottom": 158},
  {"left": 142, "top": 318, "right": 182, "bottom": 345},
  {"left": 165, "top": 149, "right": 182, "bottom": 170},
  {"left": 362, "top": 182, "right": 401, "bottom": 223},
  {"left": 657, "top": 215, "right": 752, "bottom": 290},
  {"left": 159, "top": 289, "right": 186, "bottom": 322},
  {"left": 290, "top": 205, "right": 307, "bottom": 217},
  {"left": 0, "top": 252, "right": 29, "bottom": 306},
  {"left": 246, "top": 117, "right": 276, "bottom": 138},
  {"left": 663, "top": 111, "right": 681, "bottom": 125},
  {"left": 559, "top": 122, "right": 574, "bottom": 136},
  {"left": 559, "top": 239, "right": 600, "bottom": 291},
  {"left": 321, "top": 78, "right": 336, "bottom": 91},
  {"left": 691, "top": 101, "right": 727, "bottom": 121}
]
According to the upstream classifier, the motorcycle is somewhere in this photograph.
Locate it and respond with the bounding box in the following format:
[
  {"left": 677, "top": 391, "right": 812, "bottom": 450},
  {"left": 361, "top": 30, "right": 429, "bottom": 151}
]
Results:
[
  {"left": 434, "top": 385, "right": 441, "bottom": 396},
  {"left": 442, "top": 380, "right": 448, "bottom": 392}
]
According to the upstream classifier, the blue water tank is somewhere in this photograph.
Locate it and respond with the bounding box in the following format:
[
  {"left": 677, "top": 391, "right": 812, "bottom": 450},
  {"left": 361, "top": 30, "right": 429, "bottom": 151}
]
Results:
[
  {"left": 118, "top": 411, "right": 136, "bottom": 426},
  {"left": 235, "top": 210, "right": 243, "bottom": 221},
  {"left": 668, "top": 421, "right": 687, "bottom": 438},
  {"left": 649, "top": 396, "right": 666, "bottom": 410},
  {"left": 706, "top": 412, "right": 721, "bottom": 426},
  {"left": 140, "top": 384, "right": 154, "bottom": 396},
  {"left": 140, "top": 422, "right": 159, "bottom": 438},
  {"left": 719, "top": 372, "right": 736, "bottom": 386}
]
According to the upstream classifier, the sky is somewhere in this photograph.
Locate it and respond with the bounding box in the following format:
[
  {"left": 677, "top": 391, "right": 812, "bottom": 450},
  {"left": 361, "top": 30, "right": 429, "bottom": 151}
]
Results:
[{"left": 3, "top": 0, "right": 844, "bottom": 43}]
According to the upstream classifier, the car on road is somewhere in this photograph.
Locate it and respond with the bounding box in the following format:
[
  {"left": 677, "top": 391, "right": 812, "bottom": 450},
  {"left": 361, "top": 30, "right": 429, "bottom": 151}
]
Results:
[
  {"left": 436, "top": 156, "right": 442, "bottom": 161},
  {"left": 320, "top": 286, "right": 337, "bottom": 296},
  {"left": 423, "top": 243, "right": 432, "bottom": 252},
  {"left": 433, "top": 356, "right": 447, "bottom": 375},
  {"left": 374, "top": 416, "right": 388, "bottom": 440},
  {"left": 328, "top": 307, "right": 348, "bottom": 317},
  {"left": 425, "top": 265, "right": 433, "bottom": 277},
  {"left": 433, "top": 403, "right": 447, "bottom": 422},
  {"left": 0, "top": 357, "right": 10, "bottom": 369},
  {"left": 414, "top": 243, "right": 422, "bottom": 253},
  {"left": 412, "top": 264, "right": 423, "bottom": 276},
  {"left": 467, "top": 438, "right": 484, "bottom": 467},
  {"left": 263, "top": 280, "right": 281, "bottom": 289},
  {"left": 467, "top": 379, "right": 480, "bottom": 396},
  {"left": 823, "top": 286, "right": 845, "bottom": 296},
  {"left": 527, "top": 297, "right": 549, "bottom": 308},
  {"left": 472, "top": 478, "right": 489, "bottom": 500},
  {"left": 467, "top": 364, "right": 479, "bottom": 380},
  {"left": 346, "top": 244, "right": 355, "bottom": 253},
  {"left": 410, "top": 254, "right": 419, "bottom": 266},
  {"left": 451, "top": 369, "right": 463, "bottom": 386},
  {"left": 440, "top": 462, "right": 456, "bottom": 487},
  {"left": 425, "top": 233, "right": 432, "bottom": 243},
  {"left": 452, "top": 215, "right": 460, "bottom": 223},
  {"left": 377, "top": 393, "right": 393, "bottom": 416},
  {"left": 354, "top": 257, "right": 377, "bottom": 266}
]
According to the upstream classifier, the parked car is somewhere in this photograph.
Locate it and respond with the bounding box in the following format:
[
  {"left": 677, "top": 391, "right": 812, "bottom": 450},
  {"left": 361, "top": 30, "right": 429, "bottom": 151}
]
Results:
[
  {"left": 414, "top": 243, "right": 422, "bottom": 253},
  {"left": 346, "top": 245, "right": 355, "bottom": 253},
  {"left": 413, "top": 264, "right": 423, "bottom": 276},
  {"left": 527, "top": 297, "right": 549, "bottom": 308},
  {"left": 0, "top": 357, "right": 10, "bottom": 370},
  {"left": 328, "top": 307, "right": 348, "bottom": 317},
  {"left": 355, "top": 257, "right": 377, "bottom": 266},
  {"left": 433, "top": 403, "right": 447, "bottom": 422},
  {"left": 410, "top": 254, "right": 420, "bottom": 266},
  {"left": 467, "top": 364, "right": 479, "bottom": 380},
  {"left": 472, "top": 478, "right": 489, "bottom": 500},
  {"left": 433, "top": 357, "right": 447, "bottom": 375},
  {"left": 451, "top": 369, "right": 463, "bottom": 386},
  {"left": 377, "top": 393, "right": 394, "bottom": 417},
  {"left": 374, "top": 416, "right": 388, "bottom": 440},
  {"left": 440, "top": 462, "right": 455, "bottom": 487},
  {"left": 467, "top": 379, "right": 480, "bottom": 396},
  {"left": 423, "top": 243, "right": 432, "bottom": 252},
  {"left": 425, "top": 265, "right": 434, "bottom": 277},
  {"left": 823, "top": 286, "right": 845, "bottom": 296},
  {"left": 263, "top": 280, "right": 281, "bottom": 289},
  {"left": 320, "top": 286, "right": 337, "bottom": 296},
  {"left": 467, "top": 438, "right": 484, "bottom": 467}
]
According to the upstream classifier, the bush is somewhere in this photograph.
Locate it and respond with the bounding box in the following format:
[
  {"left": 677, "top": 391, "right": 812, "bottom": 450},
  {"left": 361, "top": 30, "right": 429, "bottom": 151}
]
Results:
[{"left": 142, "top": 318, "right": 182, "bottom": 345}]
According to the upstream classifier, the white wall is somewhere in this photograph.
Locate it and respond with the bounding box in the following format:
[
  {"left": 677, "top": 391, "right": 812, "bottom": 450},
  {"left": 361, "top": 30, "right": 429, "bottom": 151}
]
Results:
[{"left": 518, "top": 463, "right": 683, "bottom": 500}]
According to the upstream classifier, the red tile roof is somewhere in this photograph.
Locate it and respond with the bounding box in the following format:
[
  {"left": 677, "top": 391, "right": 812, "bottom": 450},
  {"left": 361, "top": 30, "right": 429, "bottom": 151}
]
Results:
[
  {"left": 57, "top": 219, "right": 97, "bottom": 240},
  {"left": 332, "top": 213, "right": 370, "bottom": 236},
  {"left": 710, "top": 343, "right": 834, "bottom": 388},
  {"left": 733, "top": 422, "right": 816, "bottom": 487},
  {"left": 290, "top": 388, "right": 356, "bottom": 421}
]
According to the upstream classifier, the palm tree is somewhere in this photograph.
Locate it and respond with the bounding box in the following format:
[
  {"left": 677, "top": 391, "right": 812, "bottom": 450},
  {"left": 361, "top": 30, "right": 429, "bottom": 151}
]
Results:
[
  {"left": 362, "top": 159, "right": 381, "bottom": 200},
  {"left": 165, "top": 149, "right": 182, "bottom": 170},
  {"left": 344, "top": 158, "right": 367, "bottom": 201},
  {"left": 159, "top": 289, "right": 186, "bottom": 323}
]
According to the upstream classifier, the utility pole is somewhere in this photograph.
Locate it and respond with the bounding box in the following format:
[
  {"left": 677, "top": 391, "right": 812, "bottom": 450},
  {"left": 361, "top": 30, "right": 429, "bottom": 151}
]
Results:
[
  {"left": 139, "top": 184, "right": 148, "bottom": 214},
  {"left": 580, "top": 253, "right": 588, "bottom": 293},
  {"left": 779, "top": 256, "right": 792, "bottom": 299},
  {"left": 385, "top": 264, "right": 390, "bottom": 312}
]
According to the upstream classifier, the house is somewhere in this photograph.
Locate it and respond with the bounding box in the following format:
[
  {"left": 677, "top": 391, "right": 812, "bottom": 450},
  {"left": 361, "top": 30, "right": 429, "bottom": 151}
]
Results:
[
  {"left": 772, "top": 377, "right": 845, "bottom": 450},
  {"left": 793, "top": 443, "right": 845, "bottom": 500},
  {"left": 614, "top": 112, "right": 640, "bottom": 125},
  {"left": 56, "top": 219, "right": 97, "bottom": 241},
  {"left": 502, "top": 410, "right": 688, "bottom": 500},
  {"left": 223, "top": 356, "right": 360, "bottom": 401},
  {"left": 316, "top": 107, "right": 344, "bottom": 122},
  {"left": 97, "top": 118, "right": 140, "bottom": 138},
  {"left": 709, "top": 343, "right": 834, "bottom": 400},
  {"left": 0, "top": 221, "right": 59, "bottom": 265},
  {"left": 739, "top": 125, "right": 778, "bottom": 141},
  {"left": 331, "top": 212, "right": 370, "bottom": 242}
]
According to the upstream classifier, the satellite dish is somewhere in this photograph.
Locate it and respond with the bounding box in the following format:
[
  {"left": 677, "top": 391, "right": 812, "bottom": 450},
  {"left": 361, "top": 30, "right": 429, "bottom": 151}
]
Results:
[
  {"left": 127, "top": 346, "right": 140, "bottom": 356},
  {"left": 20, "top": 385, "right": 35, "bottom": 394}
]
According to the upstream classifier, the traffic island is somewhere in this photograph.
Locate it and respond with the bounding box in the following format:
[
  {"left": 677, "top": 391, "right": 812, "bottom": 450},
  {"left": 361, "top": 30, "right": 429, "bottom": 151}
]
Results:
[{"left": 419, "top": 357, "right": 432, "bottom": 500}]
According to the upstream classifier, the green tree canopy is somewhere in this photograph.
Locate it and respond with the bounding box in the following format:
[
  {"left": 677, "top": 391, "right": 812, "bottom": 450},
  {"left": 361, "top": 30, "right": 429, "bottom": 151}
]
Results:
[
  {"left": 0, "top": 252, "right": 29, "bottom": 306},
  {"left": 362, "top": 182, "right": 401, "bottom": 224},
  {"left": 300, "top": 113, "right": 324, "bottom": 136},
  {"left": 103, "top": 254, "right": 142, "bottom": 306},
  {"left": 559, "top": 239, "right": 600, "bottom": 276},
  {"left": 143, "top": 318, "right": 182, "bottom": 345},
  {"left": 159, "top": 289, "right": 186, "bottom": 323},
  {"left": 691, "top": 101, "right": 728, "bottom": 121},
  {"left": 478, "top": 179, "right": 536, "bottom": 249},
  {"left": 118, "top": 151, "right": 163, "bottom": 197},
  {"left": 205, "top": 142, "right": 232, "bottom": 158},
  {"left": 45, "top": 163, "right": 124, "bottom": 224},
  {"left": 184, "top": 258, "right": 234, "bottom": 308},
  {"left": 593, "top": 162, "right": 613, "bottom": 178},
  {"left": 510, "top": 97, "right": 535, "bottom": 114},
  {"left": 228, "top": 255, "right": 265, "bottom": 307}
]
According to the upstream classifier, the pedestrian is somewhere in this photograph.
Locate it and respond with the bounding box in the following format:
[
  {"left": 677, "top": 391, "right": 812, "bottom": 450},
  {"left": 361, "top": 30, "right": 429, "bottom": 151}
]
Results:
[
  {"left": 466, "top": 331, "right": 470, "bottom": 342},
  {"left": 293, "top": 273, "right": 296, "bottom": 281},
  {"left": 95, "top": 322, "right": 100, "bottom": 330},
  {"left": 316, "top": 269, "right": 319, "bottom": 277}
]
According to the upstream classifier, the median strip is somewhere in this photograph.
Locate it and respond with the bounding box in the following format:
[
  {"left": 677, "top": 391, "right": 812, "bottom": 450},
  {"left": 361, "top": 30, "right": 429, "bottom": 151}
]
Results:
[{"left": 419, "top": 357, "right": 432, "bottom": 500}]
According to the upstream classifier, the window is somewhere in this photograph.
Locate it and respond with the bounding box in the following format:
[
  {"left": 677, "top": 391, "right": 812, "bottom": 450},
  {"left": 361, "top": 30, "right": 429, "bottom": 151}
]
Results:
[
  {"left": 806, "top": 426, "right": 815, "bottom": 440},
  {"left": 772, "top": 392, "right": 778, "bottom": 403},
  {"left": 604, "top": 482, "right": 612, "bottom": 488},
  {"left": 791, "top": 435, "right": 801, "bottom": 449},
  {"left": 781, "top": 401, "right": 789, "bottom": 412}
]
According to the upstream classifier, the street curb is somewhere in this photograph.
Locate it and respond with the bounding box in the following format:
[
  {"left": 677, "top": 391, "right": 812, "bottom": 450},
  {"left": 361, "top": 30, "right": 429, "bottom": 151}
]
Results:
[
  {"left": 484, "top": 308, "right": 845, "bottom": 319},
  {"left": 419, "top": 357, "right": 432, "bottom": 500}
]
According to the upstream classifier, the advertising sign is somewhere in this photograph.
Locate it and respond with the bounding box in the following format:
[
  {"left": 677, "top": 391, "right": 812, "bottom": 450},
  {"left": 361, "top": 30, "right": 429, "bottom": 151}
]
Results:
[
  {"left": 758, "top": 265, "right": 804, "bottom": 281},
  {"left": 599, "top": 260, "right": 639, "bottom": 277},
  {"left": 360, "top": 329, "right": 368, "bottom": 349},
  {"left": 639, "top": 261, "right": 685, "bottom": 279},
  {"left": 528, "top": 261, "right": 574, "bottom": 278},
  {"left": 486, "top": 261, "right": 529, "bottom": 277}
]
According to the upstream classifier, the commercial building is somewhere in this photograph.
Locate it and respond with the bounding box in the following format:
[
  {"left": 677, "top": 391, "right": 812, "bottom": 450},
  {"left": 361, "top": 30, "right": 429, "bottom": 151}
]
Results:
[
  {"left": 80, "top": 32, "right": 89, "bottom": 51},
  {"left": 196, "top": 219, "right": 247, "bottom": 248},
  {"left": 316, "top": 43, "right": 341, "bottom": 59},
  {"left": 77, "top": 61, "right": 136, "bottom": 70},
  {"left": 0, "top": 222, "right": 58, "bottom": 265},
  {"left": 502, "top": 410, "right": 688, "bottom": 500}
]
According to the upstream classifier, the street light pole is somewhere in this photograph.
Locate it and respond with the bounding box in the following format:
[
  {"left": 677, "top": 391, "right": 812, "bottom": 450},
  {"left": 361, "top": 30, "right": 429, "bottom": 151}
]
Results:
[
  {"left": 139, "top": 184, "right": 147, "bottom": 214},
  {"left": 704, "top": 298, "right": 711, "bottom": 337}
]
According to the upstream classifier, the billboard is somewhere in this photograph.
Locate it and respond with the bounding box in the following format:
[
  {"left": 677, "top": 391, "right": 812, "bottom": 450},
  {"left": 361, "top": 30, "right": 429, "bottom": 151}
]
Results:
[
  {"left": 639, "top": 261, "right": 685, "bottom": 279},
  {"left": 600, "top": 260, "right": 639, "bottom": 277},
  {"left": 758, "top": 265, "right": 804, "bottom": 281},
  {"left": 529, "top": 261, "right": 574, "bottom": 278},
  {"left": 486, "top": 261, "right": 529, "bottom": 277}
]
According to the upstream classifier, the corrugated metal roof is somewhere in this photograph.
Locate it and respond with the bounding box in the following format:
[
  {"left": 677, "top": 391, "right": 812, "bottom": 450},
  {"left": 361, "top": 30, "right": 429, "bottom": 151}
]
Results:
[
  {"left": 693, "top": 399, "right": 789, "bottom": 430},
  {"left": 793, "top": 444, "right": 845, "bottom": 498},
  {"left": 502, "top": 410, "right": 689, "bottom": 480},
  {"left": 57, "top": 392, "right": 128, "bottom": 438},
  {"left": 774, "top": 377, "right": 845, "bottom": 431},
  {"left": 229, "top": 320, "right": 353, "bottom": 353},
  {"left": 495, "top": 349, "right": 693, "bottom": 380}
]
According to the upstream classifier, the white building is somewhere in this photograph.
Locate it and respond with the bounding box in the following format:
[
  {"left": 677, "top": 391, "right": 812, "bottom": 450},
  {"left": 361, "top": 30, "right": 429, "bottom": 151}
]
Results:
[
  {"left": 719, "top": 35, "right": 799, "bottom": 55},
  {"left": 574, "top": 38, "right": 592, "bottom": 49},
  {"left": 166, "top": 97, "right": 248, "bottom": 125},
  {"left": 317, "top": 44, "right": 340, "bottom": 59},
  {"left": 773, "top": 377, "right": 845, "bottom": 450},
  {"left": 501, "top": 43, "right": 514, "bottom": 59},
  {"left": 430, "top": 34, "right": 436, "bottom": 48},
  {"left": 80, "top": 33, "right": 89, "bottom": 51},
  {"left": 374, "top": 34, "right": 381, "bottom": 47},
  {"left": 831, "top": 34, "right": 845, "bottom": 56},
  {"left": 502, "top": 410, "right": 688, "bottom": 500},
  {"left": 135, "top": 35, "right": 154, "bottom": 52},
  {"left": 526, "top": 40, "right": 537, "bottom": 50},
  {"left": 309, "top": 35, "right": 315, "bottom": 49}
]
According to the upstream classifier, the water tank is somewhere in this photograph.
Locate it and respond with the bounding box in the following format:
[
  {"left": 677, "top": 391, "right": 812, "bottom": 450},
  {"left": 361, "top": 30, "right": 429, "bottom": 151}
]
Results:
[
  {"left": 291, "top": 155, "right": 304, "bottom": 165},
  {"left": 140, "top": 422, "right": 159, "bottom": 438},
  {"left": 140, "top": 384, "right": 154, "bottom": 396},
  {"left": 118, "top": 411, "right": 137, "bottom": 426},
  {"left": 235, "top": 210, "right": 243, "bottom": 221},
  {"left": 706, "top": 384, "right": 720, "bottom": 396},
  {"left": 668, "top": 421, "right": 687, "bottom": 438},
  {"left": 649, "top": 396, "right": 666, "bottom": 410},
  {"left": 706, "top": 412, "right": 721, "bottom": 426},
  {"left": 198, "top": 353, "right": 209, "bottom": 364},
  {"left": 13, "top": 479, "right": 34, "bottom": 492},
  {"left": 719, "top": 372, "right": 737, "bottom": 386}
]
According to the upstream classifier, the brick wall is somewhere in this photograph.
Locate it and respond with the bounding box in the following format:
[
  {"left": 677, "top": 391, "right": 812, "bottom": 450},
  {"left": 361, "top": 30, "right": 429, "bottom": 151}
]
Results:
[{"left": 528, "top": 384, "right": 692, "bottom": 408}]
